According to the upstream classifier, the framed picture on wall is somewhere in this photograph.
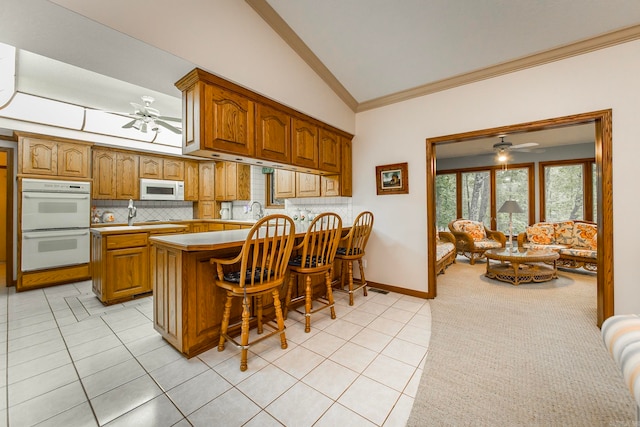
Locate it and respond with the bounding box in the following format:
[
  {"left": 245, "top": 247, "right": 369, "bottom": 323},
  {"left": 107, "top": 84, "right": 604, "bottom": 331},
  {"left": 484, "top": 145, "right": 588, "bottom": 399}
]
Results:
[{"left": 376, "top": 162, "right": 409, "bottom": 195}]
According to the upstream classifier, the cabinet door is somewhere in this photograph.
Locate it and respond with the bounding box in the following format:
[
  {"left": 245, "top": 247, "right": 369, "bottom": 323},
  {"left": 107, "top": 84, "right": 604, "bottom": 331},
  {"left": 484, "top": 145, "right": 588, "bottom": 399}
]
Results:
[
  {"left": 92, "top": 150, "right": 117, "bottom": 199},
  {"left": 207, "top": 86, "right": 255, "bottom": 157},
  {"left": 106, "top": 246, "right": 149, "bottom": 301},
  {"left": 296, "top": 172, "right": 321, "bottom": 198},
  {"left": 197, "top": 201, "right": 216, "bottom": 219},
  {"left": 57, "top": 142, "right": 90, "bottom": 178},
  {"left": 116, "top": 153, "right": 139, "bottom": 199},
  {"left": 163, "top": 159, "right": 184, "bottom": 181},
  {"left": 21, "top": 138, "right": 57, "bottom": 175},
  {"left": 214, "top": 162, "right": 227, "bottom": 201},
  {"left": 199, "top": 162, "right": 215, "bottom": 201},
  {"left": 184, "top": 161, "right": 199, "bottom": 201},
  {"left": 235, "top": 164, "right": 251, "bottom": 200},
  {"left": 256, "top": 104, "right": 290, "bottom": 164},
  {"left": 139, "top": 156, "right": 162, "bottom": 179},
  {"left": 224, "top": 162, "right": 237, "bottom": 200},
  {"left": 321, "top": 176, "right": 341, "bottom": 197},
  {"left": 291, "top": 118, "right": 319, "bottom": 169},
  {"left": 341, "top": 138, "right": 353, "bottom": 197},
  {"left": 319, "top": 129, "right": 341, "bottom": 173},
  {"left": 275, "top": 169, "right": 296, "bottom": 199}
]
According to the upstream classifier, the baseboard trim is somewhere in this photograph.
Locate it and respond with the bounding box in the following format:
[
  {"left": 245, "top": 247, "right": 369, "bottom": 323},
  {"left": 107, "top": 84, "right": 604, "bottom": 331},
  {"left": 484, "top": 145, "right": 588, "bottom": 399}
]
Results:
[{"left": 367, "top": 281, "right": 430, "bottom": 299}]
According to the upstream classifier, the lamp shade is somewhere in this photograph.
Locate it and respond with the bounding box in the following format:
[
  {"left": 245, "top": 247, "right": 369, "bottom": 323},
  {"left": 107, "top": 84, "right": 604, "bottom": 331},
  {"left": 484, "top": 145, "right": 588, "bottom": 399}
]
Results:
[{"left": 498, "top": 200, "right": 524, "bottom": 214}]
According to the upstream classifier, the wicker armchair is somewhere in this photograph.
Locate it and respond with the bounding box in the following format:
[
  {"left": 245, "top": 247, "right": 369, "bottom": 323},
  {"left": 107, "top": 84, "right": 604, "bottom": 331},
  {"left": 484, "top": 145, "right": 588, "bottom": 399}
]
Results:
[{"left": 448, "top": 219, "right": 506, "bottom": 265}]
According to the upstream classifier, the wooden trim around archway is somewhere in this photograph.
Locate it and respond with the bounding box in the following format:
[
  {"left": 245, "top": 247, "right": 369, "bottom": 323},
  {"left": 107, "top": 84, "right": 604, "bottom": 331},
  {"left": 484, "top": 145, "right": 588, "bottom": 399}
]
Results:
[{"left": 425, "top": 110, "right": 613, "bottom": 327}]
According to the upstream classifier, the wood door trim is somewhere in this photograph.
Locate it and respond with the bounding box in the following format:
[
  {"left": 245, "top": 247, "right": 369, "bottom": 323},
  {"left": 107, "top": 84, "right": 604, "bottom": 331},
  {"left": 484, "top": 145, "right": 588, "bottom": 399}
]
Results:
[{"left": 426, "top": 110, "right": 613, "bottom": 327}]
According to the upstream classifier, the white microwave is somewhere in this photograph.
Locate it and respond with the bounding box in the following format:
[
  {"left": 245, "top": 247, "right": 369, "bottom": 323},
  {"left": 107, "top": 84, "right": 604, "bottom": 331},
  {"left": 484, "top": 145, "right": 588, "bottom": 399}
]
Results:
[{"left": 140, "top": 179, "right": 185, "bottom": 201}]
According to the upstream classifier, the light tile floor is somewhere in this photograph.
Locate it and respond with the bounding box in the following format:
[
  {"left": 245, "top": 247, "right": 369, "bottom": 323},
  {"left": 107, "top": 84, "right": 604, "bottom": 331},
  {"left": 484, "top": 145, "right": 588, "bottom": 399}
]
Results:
[{"left": 0, "top": 281, "right": 430, "bottom": 426}]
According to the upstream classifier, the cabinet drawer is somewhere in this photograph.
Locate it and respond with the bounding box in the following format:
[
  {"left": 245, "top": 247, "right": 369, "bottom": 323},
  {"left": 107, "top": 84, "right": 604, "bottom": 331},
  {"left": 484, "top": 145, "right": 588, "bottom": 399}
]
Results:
[{"left": 106, "top": 233, "right": 147, "bottom": 249}]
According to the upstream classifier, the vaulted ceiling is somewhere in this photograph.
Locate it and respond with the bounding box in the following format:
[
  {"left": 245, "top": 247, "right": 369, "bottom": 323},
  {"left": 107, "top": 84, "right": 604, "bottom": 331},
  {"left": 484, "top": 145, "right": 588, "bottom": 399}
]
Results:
[{"left": 2, "top": 0, "right": 640, "bottom": 116}]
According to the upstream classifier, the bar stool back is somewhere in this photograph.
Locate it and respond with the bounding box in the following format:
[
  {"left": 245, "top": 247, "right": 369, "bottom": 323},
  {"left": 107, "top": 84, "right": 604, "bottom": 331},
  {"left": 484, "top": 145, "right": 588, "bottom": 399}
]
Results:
[
  {"left": 210, "top": 214, "right": 295, "bottom": 371},
  {"left": 334, "top": 211, "right": 374, "bottom": 305},
  {"left": 285, "top": 212, "right": 343, "bottom": 333}
]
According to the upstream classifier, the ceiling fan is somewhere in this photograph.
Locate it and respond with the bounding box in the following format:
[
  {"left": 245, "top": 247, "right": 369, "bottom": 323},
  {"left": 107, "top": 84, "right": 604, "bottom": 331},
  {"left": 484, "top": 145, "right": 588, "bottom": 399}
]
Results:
[{"left": 120, "top": 96, "right": 182, "bottom": 134}]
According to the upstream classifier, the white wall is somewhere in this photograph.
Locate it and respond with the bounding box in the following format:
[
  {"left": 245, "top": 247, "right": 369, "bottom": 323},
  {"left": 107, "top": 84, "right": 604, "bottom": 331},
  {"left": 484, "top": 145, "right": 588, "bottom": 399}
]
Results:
[{"left": 354, "top": 40, "right": 640, "bottom": 314}]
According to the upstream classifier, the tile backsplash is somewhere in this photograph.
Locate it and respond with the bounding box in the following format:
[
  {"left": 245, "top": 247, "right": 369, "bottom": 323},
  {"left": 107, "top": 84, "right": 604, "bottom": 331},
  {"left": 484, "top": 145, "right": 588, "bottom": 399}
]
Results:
[{"left": 92, "top": 200, "right": 193, "bottom": 224}]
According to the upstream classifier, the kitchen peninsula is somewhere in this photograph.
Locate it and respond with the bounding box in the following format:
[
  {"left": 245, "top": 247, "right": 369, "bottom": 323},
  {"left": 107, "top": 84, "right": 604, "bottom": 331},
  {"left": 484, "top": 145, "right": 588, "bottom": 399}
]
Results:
[{"left": 149, "top": 222, "right": 350, "bottom": 358}]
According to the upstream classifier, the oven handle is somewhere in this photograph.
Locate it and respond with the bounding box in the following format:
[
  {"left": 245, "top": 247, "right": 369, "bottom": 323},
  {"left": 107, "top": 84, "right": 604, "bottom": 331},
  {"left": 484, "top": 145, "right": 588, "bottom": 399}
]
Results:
[
  {"left": 23, "top": 230, "right": 89, "bottom": 239},
  {"left": 23, "top": 193, "right": 90, "bottom": 199}
]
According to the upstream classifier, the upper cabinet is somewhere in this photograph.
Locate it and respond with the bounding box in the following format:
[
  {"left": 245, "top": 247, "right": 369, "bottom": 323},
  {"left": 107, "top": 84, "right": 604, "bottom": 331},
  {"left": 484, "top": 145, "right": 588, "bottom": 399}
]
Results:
[
  {"left": 92, "top": 150, "right": 139, "bottom": 200},
  {"left": 341, "top": 138, "right": 353, "bottom": 197},
  {"left": 215, "top": 162, "right": 250, "bottom": 201},
  {"left": 178, "top": 71, "right": 254, "bottom": 158},
  {"left": 175, "top": 68, "right": 353, "bottom": 177},
  {"left": 184, "top": 161, "right": 199, "bottom": 201},
  {"left": 255, "top": 104, "right": 290, "bottom": 164},
  {"left": 291, "top": 118, "right": 319, "bottom": 170},
  {"left": 140, "top": 155, "right": 184, "bottom": 181},
  {"left": 18, "top": 135, "right": 91, "bottom": 178},
  {"left": 319, "top": 129, "right": 341, "bottom": 174}
]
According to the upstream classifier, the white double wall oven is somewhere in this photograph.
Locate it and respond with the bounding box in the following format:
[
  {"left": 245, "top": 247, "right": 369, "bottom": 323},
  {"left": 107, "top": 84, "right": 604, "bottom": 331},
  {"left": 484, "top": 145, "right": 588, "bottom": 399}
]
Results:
[{"left": 21, "top": 178, "right": 91, "bottom": 272}]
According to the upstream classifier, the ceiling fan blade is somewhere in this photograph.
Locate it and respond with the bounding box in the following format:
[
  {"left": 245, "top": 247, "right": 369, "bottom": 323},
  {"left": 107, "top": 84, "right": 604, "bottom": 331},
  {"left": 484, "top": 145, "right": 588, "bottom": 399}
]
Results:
[
  {"left": 157, "top": 115, "right": 182, "bottom": 122},
  {"left": 511, "top": 142, "right": 538, "bottom": 149},
  {"left": 122, "top": 119, "right": 137, "bottom": 129},
  {"left": 155, "top": 119, "right": 182, "bottom": 134}
]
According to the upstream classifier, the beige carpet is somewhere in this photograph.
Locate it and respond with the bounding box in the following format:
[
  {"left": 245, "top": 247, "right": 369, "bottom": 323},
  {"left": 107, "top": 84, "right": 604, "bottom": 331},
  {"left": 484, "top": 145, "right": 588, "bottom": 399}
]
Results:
[{"left": 407, "top": 260, "right": 636, "bottom": 426}]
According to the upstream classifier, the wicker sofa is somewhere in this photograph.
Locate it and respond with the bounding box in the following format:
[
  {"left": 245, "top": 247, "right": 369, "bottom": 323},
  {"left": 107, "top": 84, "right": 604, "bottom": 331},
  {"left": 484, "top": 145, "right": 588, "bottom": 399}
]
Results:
[
  {"left": 517, "top": 220, "right": 597, "bottom": 272},
  {"left": 448, "top": 219, "right": 506, "bottom": 265},
  {"left": 436, "top": 231, "right": 456, "bottom": 275}
]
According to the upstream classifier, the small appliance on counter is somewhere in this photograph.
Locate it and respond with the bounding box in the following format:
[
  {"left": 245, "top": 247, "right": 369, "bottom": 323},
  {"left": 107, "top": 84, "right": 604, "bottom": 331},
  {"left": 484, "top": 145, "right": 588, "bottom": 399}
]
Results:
[
  {"left": 102, "top": 211, "right": 115, "bottom": 222},
  {"left": 220, "top": 201, "right": 232, "bottom": 220}
]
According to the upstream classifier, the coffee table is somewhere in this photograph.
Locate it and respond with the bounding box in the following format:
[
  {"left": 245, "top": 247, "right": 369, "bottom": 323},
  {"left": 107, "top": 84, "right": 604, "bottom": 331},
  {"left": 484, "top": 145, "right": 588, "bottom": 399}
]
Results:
[{"left": 484, "top": 248, "right": 560, "bottom": 286}]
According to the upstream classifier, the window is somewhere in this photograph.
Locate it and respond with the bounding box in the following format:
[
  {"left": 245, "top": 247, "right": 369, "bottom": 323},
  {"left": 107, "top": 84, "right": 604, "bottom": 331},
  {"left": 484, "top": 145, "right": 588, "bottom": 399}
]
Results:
[
  {"left": 436, "top": 163, "right": 534, "bottom": 233},
  {"left": 265, "top": 171, "right": 285, "bottom": 209},
  {"left": 540, "top": 159, "right": 595, "bottom": 222}
]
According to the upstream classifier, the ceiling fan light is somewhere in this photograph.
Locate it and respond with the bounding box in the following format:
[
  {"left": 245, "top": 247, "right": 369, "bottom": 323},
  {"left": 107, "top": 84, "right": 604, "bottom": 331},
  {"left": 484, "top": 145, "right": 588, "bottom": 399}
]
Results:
[
  {"left": 497, "top": 150, "right": 508, "bottom": 162},
  {"left": 131, "top": 119, "right": 142, "bottom": 131},
  {"left": 140, "top": 122, "right": 148, "bottom": 133}
]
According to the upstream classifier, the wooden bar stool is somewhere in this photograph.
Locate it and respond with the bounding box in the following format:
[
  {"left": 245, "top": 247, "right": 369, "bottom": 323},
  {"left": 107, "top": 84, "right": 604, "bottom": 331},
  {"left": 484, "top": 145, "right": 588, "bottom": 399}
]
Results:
[
  {"left": 334, "top": 211, "right": 374, "bottom": 306},
  {"left": 285, "top": 212, "right": 342, "bottom": 333},
  {"left": 210, "top": 214, "right": 295, "bottom": 371}
]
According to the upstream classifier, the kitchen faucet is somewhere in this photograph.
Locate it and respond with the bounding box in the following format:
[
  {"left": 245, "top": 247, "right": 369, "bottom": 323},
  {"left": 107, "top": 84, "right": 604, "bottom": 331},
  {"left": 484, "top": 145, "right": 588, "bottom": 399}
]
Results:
[
  {"left": 249, "top": 201, "right": 264, "bottom": 219},
  {"left": 127, "top": 199, "right": 137, "bottom": 226}
]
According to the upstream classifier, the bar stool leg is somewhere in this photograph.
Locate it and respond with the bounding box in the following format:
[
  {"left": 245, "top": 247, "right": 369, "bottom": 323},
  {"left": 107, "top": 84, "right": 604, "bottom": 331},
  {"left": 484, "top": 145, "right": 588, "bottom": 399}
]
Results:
[
  {"left": 304, "top": 275, "right": 313, "bottom": 333},
  {"left": 347, "top": 260, "right": 355, "bottom": 306},
  {"left": 358, "top": 259, "right": 368, "bottom": 297},
  {"left": 325, "top": 270, "right": 336, "bottom": 319},
  {"left": 256, "top": 295, "right": 263, "bottom": 334},
  {"left": 240, "top": 296, "right": 251, "bottom": 372},
  {"left": 218, "top": 293, "right": 232, "bottom": 351},
  {"left": 272, "top": 289, "right": 288, "bottom": 349},
  {"left": 284, "top": 274, "right": 295, "bottom": 320}
]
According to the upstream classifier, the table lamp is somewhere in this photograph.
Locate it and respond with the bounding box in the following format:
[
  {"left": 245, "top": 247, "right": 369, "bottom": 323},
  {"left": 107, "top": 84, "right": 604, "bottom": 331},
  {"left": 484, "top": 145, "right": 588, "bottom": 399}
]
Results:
[{"left": 498, "top": 200, "right": 524, "bottom": 249}]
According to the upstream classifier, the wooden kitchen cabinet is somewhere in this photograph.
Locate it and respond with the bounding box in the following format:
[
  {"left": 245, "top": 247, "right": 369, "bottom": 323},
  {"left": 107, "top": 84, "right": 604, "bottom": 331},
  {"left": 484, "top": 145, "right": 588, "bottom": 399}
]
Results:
[
  {"left": 214, "top": 162, "right": 250, "bottom": 201},
  {"left": 341, "top": 138, "right": 353, "bottom": 197},
  {"left": 196, "top": 162, "right": 216, "bottom": 218},
  {"left": 274, "top": 169, "right": 296, "bottom": 199},
  {"left": 116, "top": 152, "right": 139, "bottom": 199},
  {"left": 19, "top": 135, "right": 91, "bottom": 178},
  {"left": 92, "top": 150, "right": 117, "bottom": 199},
  {"left": 321, "top": 175, "right": 341, "bottom": 197},
  {"left": 319, "top": 129, "right": 341, "bottom": 174},
  {"left": 275, "top": 170, "right": 322, "bottom": 198},
  {"left": 91, "top": 225, "right": 187, "bottom": 305},
  {"left": 140, "top": 156, "right": 184, "bottom": 181},
  {"left": 291, "top": 117, "right": 319, "bottom": 169},
  {"left": 255, "top": 103, "right": 290, "bottom": 164},
  {"left": 92, "top": 149, "right": 139, "bottom": 200},
  {"left": 296, "top": 172, "right": 321, "bottom": 197},
  {"left": 184, "top": 161, "right": 199, "bottom": 201}
]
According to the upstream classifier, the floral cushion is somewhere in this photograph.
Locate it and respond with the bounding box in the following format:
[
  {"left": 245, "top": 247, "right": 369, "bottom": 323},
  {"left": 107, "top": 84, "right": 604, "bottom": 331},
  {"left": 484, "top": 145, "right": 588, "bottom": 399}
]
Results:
[
  {"left": 436, "top": 242, "right": 455, "bottom": 262},
  {"left": 452, "top": 220, "right": 486, "bottom": 241},
  {"left": 473, "top": 239, "right": 503, "bottom": 249},
  {"left": 526, "top": 223, "right": 555, "bottom": 245},
  {"left": 574, "top": 222, "right": 597, "bottom": 250},
  {"left": 559, "top": 247, "right": 597, "bottom": 259},
  {"left": 522, "top": 243, "right": 569, "bottom": 251},
  {"left": 554, "top": 220, "right": 575, "bottom": 246}
]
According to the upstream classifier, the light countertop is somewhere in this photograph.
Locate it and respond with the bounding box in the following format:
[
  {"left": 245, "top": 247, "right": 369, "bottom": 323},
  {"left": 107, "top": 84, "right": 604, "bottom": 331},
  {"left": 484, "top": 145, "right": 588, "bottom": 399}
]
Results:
[{"left": 90, "top": 224, "right": 189, "bottom": 235}]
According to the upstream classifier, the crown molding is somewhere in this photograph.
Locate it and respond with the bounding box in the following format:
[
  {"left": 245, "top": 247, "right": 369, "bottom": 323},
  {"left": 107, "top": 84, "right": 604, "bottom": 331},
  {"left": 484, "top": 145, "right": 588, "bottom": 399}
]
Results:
[
  {"left": 245, "top": 1, "right": 640, "bottom": 114},
  {"left": 358, "top": 23, "right": 640, "bottom": 112},
  {"left": 245, "top": 0, "right": 358, "bottom": 111}
]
